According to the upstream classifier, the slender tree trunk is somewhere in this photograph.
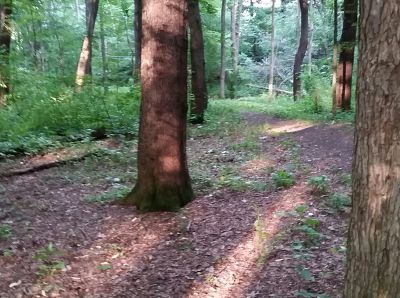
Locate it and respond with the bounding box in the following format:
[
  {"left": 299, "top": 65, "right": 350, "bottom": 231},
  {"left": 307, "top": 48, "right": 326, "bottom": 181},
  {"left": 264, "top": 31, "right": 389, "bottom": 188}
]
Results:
[
  {"left": 75, "top": 0, "right": 100, "bottom": 92},
  {"left": 230, "top": 0, "right": 242, "bottom": 98},
  {"left": 0, "top": 0, "right": 11, "bottom": 107},
  {"left": 344, "top": 1, "right": 400, "bottom": 296},
  {"left": 188, "top": 0, "right": 208, "bottom": 124},
  {"left": 335, "top": 0, "right": 357, "bottom": 111},
  {"left": 331, "top": 0, "right": 338, "bottom": 115},
  {"left": 122, "top": 0, "right": 193, "bottom": 212},
  {"left": 308, "top": 2, "right": 313, "bottom": 75},
  {"left": 219, "top": 0, "right": 226, "bottom": 99},
  {"left": 99, "top": 3, "right": 108, "bottom": 94},
  {"left": 292, "top": 0, "right": 308, "bottom": 101},
  {"left": 268, "top": 0, "right": 276, "bottom": 100},
  {"left": 133, "top": 0, "right": 142, "bottom": 80}
]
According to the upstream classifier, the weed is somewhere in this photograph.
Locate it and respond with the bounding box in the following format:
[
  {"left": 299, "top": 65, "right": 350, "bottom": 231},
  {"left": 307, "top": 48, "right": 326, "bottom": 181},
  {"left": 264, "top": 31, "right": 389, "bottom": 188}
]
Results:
[
  {"left": 307, "top": 175, "right": 329, "bottom": 194},
  {"left": 297, "top": 225, "right": 321, "bottom": 246},
  {"left": 271, "top": 170, "right": 295, "bottom": 188},
  {"left": 303, "top": 217, "right": 320, "bottom": 229},
  {"left": 327, "top": 193, "right": 351, "bottom": 211},
  {"left": 33, "top": 243, "right": 65, "bottom": 276},
  {"left": 0, "top": 224, "right": 12, "bottom": 239},
  {"left": 83, "top": 185, "right": 131, "bottom": 203},
  {"left": 295, "top": 205, "right": 308, "bottom": 216},
  {"left": 338, "top": 173, "right": 352, "bottom": 186}
]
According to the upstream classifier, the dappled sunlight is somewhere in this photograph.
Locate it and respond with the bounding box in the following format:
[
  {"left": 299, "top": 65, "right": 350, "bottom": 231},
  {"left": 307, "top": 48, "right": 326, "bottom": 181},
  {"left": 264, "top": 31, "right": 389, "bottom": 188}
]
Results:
[
  {"left": 267, "top": 122, "right": 315, "bottom": 134},
  {"left": 185, "top": 185, "right": 308, "bottom": 298}
]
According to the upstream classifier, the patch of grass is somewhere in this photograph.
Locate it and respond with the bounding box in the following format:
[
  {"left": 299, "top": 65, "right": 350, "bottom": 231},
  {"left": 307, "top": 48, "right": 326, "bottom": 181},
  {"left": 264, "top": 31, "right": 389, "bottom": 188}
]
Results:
[
  {"left": 295, "top": 204, "right": 308, "bottom": 216},
  {"left": 338, "top": 173, "right": 352, "bottom": 187},
  {"left": 327, "top": 193, "right": 352, "bottom": 211},
  {"left": 230, "top": 138, "right": 260, "bottom": 154},
  {"left": 297, "top": 225, "right": 321, "bottom": 246},
  {"left": 271, "top": 170, "right": 295, "bottom": 188},
  {"left": 0, "top": 224, "right": 12, "bottom": 239},
  {"left": 307, "top": 175, "right": 329, "bottom": 194},
  {"left": 83, "top": 185, "right": 131, "bottom": 203},
  {"left": 33, "top": 243, "right": 65, "bottom": 277}
]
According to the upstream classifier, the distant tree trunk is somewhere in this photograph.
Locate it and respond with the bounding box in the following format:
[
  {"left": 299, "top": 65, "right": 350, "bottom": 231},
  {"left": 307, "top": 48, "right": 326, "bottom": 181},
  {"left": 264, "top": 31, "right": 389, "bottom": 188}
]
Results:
[
  {"left": 219, "top": 0, "right": 226, "bottom": 99},
  {"left": 344, "top": 1, "right": 400, "bottom": 296},
  {"left": 331, "top": 0, "right": 338, "bottom": 114},
  {"left": 99, "top": 4, "right": 108, "bottom": 94},
  {"left": 122, "top": 0, "right": 193, "bottom": 212},
  {"left": 307, "top": 2, "right": 313, "bottom": 75},
  {"left": 292, "top": 0, "right": 308, "bottom": 101},
  {"left": 230, "top": 0, "right": 242, "bottom": 98},
  {"left": 133, "top": 0, "right": 142, "bottom": 80},
  {"left": 268, "top": 0, "right": 276, "bottom": 100},
  {"left": 188, "top": 0, "right": 208, "bottom": 124},
  {"left": 0, "top": 0, "right": 11, "bottom": 107},
  {"left": 75, "top": 0, "right": 100, "bottom": 92},
  {"left": 335, "top": 0, "right": 357, "bottom": 111}
]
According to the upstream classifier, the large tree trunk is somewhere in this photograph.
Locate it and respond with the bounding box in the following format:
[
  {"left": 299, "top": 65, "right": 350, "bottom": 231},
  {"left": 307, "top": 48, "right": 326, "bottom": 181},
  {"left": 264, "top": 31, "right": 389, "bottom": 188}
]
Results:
[
  {"left": 122, "top": 0, "right": 193, "bottom": 212},
  {"left": 0, "top": 0, "right": 11, "bottom": 107},
  {"left": 331, "top": 0, "right": 338, "bottom": 114},
  {"left": 268, "top": 0, "right": 276, "bottom": 100},
  {"left": 188, "top": 0, "right": 208, "bottom": 124},
  {"left": 75, "top": 0, "right": 99, "bottom": 92},
  {"left": 335, "top": 0, "right": 357, "bottom": 111},
  {"left": 133, "top": 0, "right": 142, "bottom": 80},
  {"left": 292, "top": 0, "right": 308, "bottom": 101},
  {"left": 344, "top": 1, "right": 400, "bottom": 296},
  {"left": 219, "top": 0, "right": 226, "bottom": 99}
]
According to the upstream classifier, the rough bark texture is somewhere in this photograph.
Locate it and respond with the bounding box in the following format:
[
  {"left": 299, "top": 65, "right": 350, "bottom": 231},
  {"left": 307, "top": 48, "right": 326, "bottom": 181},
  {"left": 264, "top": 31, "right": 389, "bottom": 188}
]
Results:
[
  {"left": 134, "top": 0, "right": 142, "bottom": 80},
  {"left": 0, "top": 0, "right": 11, "bottom": 107},
  {"left": 123, "top": 0, "right": 193, "bottom": 212},
  {"left": 335, "top": 0, "right": 357, "bottom": 111},
  {"left": 75, "top": 0, "right": 99, "bottom": 91},
  {"left": 219, "top": 0, "right": 226, "bottom": 99},
  {"left": 188, "top": 0, "right": 208, "bottom": 124},
  {"left": 344, "top": 1, "right": 400, "bottom": 297},
  {"left": 292, "top": 0, "right": 308, "bottom": 101},
  {"left": 331, "top": 0, "right": 338, "bottom": 114},
  {"left": 268, "top": 0, "right": 276, "bottom": 100}
]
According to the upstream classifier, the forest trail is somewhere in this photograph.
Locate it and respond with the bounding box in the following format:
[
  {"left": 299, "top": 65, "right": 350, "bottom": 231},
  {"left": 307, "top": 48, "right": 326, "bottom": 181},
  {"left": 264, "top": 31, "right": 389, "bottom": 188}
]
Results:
[{"left": 0, "top": 113, "right": 353, "bottom": 298}]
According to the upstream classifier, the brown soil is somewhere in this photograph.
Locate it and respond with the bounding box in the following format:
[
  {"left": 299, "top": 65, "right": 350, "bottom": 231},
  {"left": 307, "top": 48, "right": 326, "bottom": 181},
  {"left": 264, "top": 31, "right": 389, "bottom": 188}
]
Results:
[{"left": 0, "top": 113, "right": 353, "bottom": 298}]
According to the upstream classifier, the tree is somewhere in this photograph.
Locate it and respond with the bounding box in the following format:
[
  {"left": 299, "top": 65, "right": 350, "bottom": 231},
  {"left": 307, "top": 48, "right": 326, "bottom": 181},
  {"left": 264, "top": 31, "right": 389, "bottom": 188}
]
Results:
[
  {"left": 344, "top": 1, "right": 400, "bottom": 296},
  {"left": 292, "top": 0, "right": 308, "bottom": 101},
  {"left": 188, "top": 0, "right": 208, "bottom": 124},
  {"left": 331, "top": 0, "right": 338, "bottom": 114},
  {"left": 219, "top": 0, "right": 226, "bottom": 99},
  {"left": 335, "top": 0, "right": 357, "bottom": 111},
  {"left": 99, "top": 3, "right": 109, "bottom": 94},
  {"left": 0, "top": 0, "right": 12, "bottom": 107},
  {"left": 122, "top": 0, "right": 193, "bottom": 212},
  {"left": 133, "top": 0, "right": 141, "bottom": 80},
  {"left": 75, "top": 0, "right": 99, "bottom": 92},
  {"left": 230, "top": 0, "right": 242, "bottom": 98},
  {"left": 268, "top": 0, "right": 276, "bottom": 100}
]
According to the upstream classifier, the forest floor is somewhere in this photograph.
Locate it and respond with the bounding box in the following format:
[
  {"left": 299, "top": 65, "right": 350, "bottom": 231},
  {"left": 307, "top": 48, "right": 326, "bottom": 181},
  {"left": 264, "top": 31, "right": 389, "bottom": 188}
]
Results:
[{"left": 0, "top": 110, "right": 353, "bottom": 298}]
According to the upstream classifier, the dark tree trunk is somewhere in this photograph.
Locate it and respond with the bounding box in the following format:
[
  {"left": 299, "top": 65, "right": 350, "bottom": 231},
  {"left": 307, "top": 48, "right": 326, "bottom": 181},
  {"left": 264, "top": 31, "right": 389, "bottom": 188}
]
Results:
[
  {"left": 0, "top": 0, "right": 11, "bottom": 107},
  {"left": 292, "top": 0, "right": 308, "bottom": 101},
  {"left": 188, "top": 0, "right": 208, "bottom": 124},
  {"left": 335, "top": 0, "right": 357, "bottom": 111},
  {"left": 122, "top": 0, "right": 193, "bottom": 212},
  {"left": 134, "top": 0, "right": 142, "bottom": 80},
  {"left": 219, "top": 0, "right": 226, "bottom": 99},
  {"left": 344, "top": 1, "right": 400, "bottom": 296},
  {"left": 75, "top": 0, "right": 99, "bottom": 91},
  {"left": 331, "top": 0, "right": 338, "bottom": 114}
]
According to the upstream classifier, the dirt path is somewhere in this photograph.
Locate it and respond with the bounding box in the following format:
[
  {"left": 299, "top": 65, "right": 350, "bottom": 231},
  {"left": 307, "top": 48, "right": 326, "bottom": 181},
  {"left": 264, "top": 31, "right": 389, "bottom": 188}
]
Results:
[{"left": 0, "top": 113, "right": 353, "bottom": 298}]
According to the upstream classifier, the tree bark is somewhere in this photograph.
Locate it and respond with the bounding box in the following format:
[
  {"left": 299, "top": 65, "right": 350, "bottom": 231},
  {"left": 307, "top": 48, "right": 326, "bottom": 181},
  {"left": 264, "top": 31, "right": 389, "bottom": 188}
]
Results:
[
  {"left": 0, "top": 0, "right": 11, "bottom": 107},
  {"left": 344, "top": 1, "right": 400, "bottom": 296},
  {"left": 188, "top": 0, "right": 208, "bottom": 124},
  {"left": 75, "top": 0, "right": 99, "bottom": 92},
  {"left": 230, "top": 0, "right": 242, "bottom": 98},
  {"left": 133, "top": 0, "right": 142, "bottom": 80},
  {"left": 331, "top": 0, "right": 338, "bottom": 114},
  {"left": 268, "top": 0, "right": 276, "bottom": 100},
  {"left": 292, "top": 0, "right": 308, "bottom": 101},
  {"left": 219, "top": 0, "right": 226, "bottom": 99},
  {"left": 99, "top": 3, "right": 108, "bottom": 94},
  {"left": 122, "top": 0, "right": 193, "bottom": 212},
  {"left": 335, "top": 0, "right": 357, "bottom": 111}
]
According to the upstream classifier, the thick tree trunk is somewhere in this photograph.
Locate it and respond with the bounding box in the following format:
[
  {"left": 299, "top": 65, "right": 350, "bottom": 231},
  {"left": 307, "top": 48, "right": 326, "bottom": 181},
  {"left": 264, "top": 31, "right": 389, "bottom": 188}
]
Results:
[
  {"left": 0, "top": 0, "right": 11, "bottom": 107},
  {"left": 75, "top": 0, "right": 99, "bottom": 92},
  {"left": 188, "top": 0, "right": 208, "bottom": 124},
  {"left": 122, "top": 0, "right": 193, "bottom": 212},
  {"left": 268, "top": 0, "right": 276, "bottom": 100},
  {"left": 292, "top": 0, "right": 308, "bottom": 101},
  {"left": 344, "top": 1, "right": 400, "bottom": 296},
  {"left": 219, "top": 0, "right": 226, "bottom": 99},
  {"left": 331, "top": 0, "right": 338, "bottom": 114},
  {"left": 99, "top": 4, "right": 108, "bottom": 94},
  {"left": 335, "top": 0, "right": 357, "bottom": 111},
  {"left": 133, "top": 0, "right": 142, "bottom": 80}
]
